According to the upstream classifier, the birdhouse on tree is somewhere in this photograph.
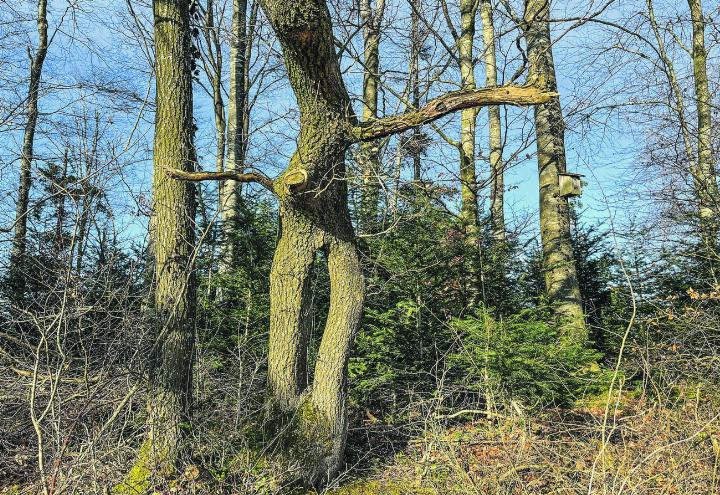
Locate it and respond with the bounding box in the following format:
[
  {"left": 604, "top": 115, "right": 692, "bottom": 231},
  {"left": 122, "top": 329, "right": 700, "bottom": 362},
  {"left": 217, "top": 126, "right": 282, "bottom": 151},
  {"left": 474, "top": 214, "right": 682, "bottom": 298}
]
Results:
[{"left": 559, "top": 172, "right": 583, "bottom": 198}]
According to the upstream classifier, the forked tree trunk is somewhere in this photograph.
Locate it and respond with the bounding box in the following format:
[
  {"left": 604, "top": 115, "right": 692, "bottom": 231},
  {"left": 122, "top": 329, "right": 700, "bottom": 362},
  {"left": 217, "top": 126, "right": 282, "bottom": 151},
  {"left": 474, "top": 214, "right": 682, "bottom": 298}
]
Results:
[
  {"left": 481, "top": 0, "right": 505, "bottom": 244},
  {"left": 9, "top": 0, "right": 48, "bottom": 305},
  {"left": 687, "top": 0, "right": 720, "bottom": 267},
  {"left": 357, "top": 0, "right": 384, "bottom": 231},
  {"left": 524, "top": 0, "right": 586, "bottom": 340},
  {"left": 261, "top": 0, "right": 365, "bottom": 484},
  {"left": 115, "top": 0, "right": 196, "bottom": 492}
]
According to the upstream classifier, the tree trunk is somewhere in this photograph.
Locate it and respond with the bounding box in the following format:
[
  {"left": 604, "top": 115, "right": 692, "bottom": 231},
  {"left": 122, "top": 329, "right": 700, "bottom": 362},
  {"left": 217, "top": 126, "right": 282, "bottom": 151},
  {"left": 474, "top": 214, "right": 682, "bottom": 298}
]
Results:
[
  {"left": 456, "top": 0, "right": 481, "bottom": 306},
  {"left": 260, "top": 0, "right": 365, "bottom": 484},
  {"left": 190, "top": 0, "right": 556, "bottom": 485},
  {"left": 8, "top": 0, "right": 48, "bottom": 306},
  {"left": 481, "top": 0, "right": 505, "bottom": 244},
  {"left": 524, "top": 0, "right": 586, "bottom": 340},
  {"left": 115, "top": 0, "right": 197, "bottom": 491},
  {"left": 357, "top": 0, "right": 384, "bottom": 231},
  {"left": 409, "top": 0, "right": 422, "bottom": 182},
  {"left": 687, "top": 0, "right": 720, "bottom": 266},
  {"left": 219, "top": 0, "right": 253, "bottom": 273}
]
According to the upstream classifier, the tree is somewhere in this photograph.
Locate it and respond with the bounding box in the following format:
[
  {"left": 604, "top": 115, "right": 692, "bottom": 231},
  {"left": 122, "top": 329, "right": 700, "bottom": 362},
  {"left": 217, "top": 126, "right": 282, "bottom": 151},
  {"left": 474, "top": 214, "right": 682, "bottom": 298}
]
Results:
[
  {"left": 686, "top": 0, "right": 719, "bottom": 270},
  {"left": 115, "top": 0, "right": 197, "bottom": 491},
  {"left": 524, "top": 0, "right": 586, "bottom": 340},
  {"left": 168, "top": 0, "right": 554, "bottom": 483},
  {"left": 219, "top": 0, "right": 259, "bottom": 272},
  {"left": 481, "top": 0, "right": 505, "bottom": 245},
  {"left": 8, "top": 0, "right": 48, "bottom": 306},
  {"left": 357, "top": 0, "right": 385, "bottom": 231},
  {"left": 438, "top": 0, "right": 482, "bottom": 305}
]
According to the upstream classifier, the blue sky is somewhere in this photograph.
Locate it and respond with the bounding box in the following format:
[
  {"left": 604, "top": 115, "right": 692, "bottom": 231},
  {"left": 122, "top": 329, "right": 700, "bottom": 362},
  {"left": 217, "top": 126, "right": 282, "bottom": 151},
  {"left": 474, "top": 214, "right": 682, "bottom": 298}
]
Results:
[{"left": 0, "top": 0, "right": 714, "bottom": 258}]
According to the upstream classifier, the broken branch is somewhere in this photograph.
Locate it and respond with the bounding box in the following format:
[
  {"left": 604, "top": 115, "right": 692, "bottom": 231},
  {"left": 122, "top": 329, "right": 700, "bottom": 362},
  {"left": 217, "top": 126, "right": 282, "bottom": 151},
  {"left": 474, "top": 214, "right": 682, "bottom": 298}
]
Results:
[
  {"left": 165, "top": 168, "right": 275, "bottom": 193},
  {"left": 351, "top": 84, "right": 557, "bottom": 142}
]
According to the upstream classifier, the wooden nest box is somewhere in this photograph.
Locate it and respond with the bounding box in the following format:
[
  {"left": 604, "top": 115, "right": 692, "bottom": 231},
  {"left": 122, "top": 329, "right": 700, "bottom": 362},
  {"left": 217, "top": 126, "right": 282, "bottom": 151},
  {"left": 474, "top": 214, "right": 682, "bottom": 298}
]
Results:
[{"left": 559, "top": 172, "right": 583, "bottom": 198}]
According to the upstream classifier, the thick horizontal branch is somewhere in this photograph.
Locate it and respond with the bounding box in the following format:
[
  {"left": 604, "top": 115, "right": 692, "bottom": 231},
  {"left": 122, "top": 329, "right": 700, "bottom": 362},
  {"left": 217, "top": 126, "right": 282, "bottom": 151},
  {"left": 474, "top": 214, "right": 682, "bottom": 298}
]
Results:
[
  {"left": 165, "top": 168, "right": 275, "bottom": 193},
  {"left": 351, "top": 84, "right": 557, "bottom": 142}
]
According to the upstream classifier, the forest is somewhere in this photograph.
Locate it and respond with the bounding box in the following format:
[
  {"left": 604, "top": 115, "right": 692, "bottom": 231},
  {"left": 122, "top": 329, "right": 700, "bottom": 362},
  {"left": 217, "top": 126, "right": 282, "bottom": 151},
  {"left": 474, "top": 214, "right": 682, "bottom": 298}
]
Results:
[{"left": 1, "top": 0, "right": 720, "bottom": 493}]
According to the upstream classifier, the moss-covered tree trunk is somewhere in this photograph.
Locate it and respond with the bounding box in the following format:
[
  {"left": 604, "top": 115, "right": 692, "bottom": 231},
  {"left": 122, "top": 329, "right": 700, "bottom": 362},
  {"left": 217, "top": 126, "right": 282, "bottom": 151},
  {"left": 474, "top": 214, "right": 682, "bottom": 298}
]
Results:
[
  {"left": 687, "top": 0, "right": 720, "bottom": 267},
  {"left": 357, "top": 0, "right": 384, "bottom": 232},
  {"left": 115, "top": 0, "right": 197, "bottom": 491},
  {"left": 261, "top": 0, "right": 365, "bottom": 484},
  {"left": 8, "top": 0, "right": 48, "bottom": 305},
  {"left": 524, "top": 0, "right": 586, "bottom": 340}
]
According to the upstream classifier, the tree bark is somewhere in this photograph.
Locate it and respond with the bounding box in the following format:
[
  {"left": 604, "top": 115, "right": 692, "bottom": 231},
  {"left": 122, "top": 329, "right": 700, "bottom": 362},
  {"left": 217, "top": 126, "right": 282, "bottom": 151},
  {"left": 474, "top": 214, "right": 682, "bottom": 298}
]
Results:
[
  {"left": 219, "top": 0, "right": 256, "bottom": 273},
  {"left": 687, "top": 0, "right": 720, "bottom": 265},
  {"left": 524, "top": 0, "right": 586, "bottom": 340},
  {"left": 115, "top": 0, "right": 197, "bottom": 491},
  {"left": 481, "top": 0, "right": 505, "bottom": 244},
  {"left": 457, "top": 0, "right": 479, "bottom": 236},
  {"left": 357, "top": 0, "right": 384, "bottom": 231},
  {"left": 8, "top": 0, "right": 48, "bottom": 306},
  {"left": 452, "top": 0, "right": 482, "bottom": 306}
]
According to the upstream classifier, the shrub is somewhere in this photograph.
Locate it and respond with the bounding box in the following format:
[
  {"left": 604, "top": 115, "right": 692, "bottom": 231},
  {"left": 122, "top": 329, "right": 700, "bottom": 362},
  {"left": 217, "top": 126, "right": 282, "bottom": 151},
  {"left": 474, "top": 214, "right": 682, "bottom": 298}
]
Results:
[{"left": 450, "top": 307, "right": 603, "bottom": 409}]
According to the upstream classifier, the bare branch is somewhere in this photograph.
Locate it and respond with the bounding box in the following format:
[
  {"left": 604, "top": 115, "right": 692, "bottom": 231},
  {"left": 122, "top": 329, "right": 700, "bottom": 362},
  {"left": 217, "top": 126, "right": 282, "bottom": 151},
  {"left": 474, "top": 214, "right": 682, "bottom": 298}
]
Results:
[
  {"left": 165, "top": 168, "right": 275, "bottom": 193},
  {"left": 351, "top": 84, "right": 556, "bottom": 141}
]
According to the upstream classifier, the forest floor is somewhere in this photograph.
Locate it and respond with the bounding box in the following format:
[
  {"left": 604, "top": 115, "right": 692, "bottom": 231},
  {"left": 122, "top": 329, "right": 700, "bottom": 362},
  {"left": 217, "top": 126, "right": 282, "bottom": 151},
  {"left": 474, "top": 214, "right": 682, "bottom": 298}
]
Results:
[
  {"left": 323, "top": 393, "right": 720, "bottom": 494},
  {"left": 2, "top": 391, "right": 719, "bottom": 494}
]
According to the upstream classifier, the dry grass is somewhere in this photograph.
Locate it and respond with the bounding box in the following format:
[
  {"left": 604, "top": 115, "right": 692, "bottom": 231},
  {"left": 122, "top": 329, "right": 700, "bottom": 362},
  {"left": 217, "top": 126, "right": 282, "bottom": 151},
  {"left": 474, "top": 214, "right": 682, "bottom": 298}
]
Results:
[{"left": 326, "top": 395, "right": 720, "bottom": 495}]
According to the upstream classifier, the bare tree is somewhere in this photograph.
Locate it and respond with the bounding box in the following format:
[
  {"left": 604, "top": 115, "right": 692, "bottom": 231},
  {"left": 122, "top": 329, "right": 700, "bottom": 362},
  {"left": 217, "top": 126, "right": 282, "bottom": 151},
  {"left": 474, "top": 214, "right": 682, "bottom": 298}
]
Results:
[
  {"left": 8, "top": 0, "right": 49, "bottom": 305},
  {"left": 168, "top": 0, "right": 553, "bottom": 482},
  {"left": 357, "top": 0, "right": 385, "bottom": 231},
  {"left": 481, "top": 0, "right": 505, "bottom": 244}
]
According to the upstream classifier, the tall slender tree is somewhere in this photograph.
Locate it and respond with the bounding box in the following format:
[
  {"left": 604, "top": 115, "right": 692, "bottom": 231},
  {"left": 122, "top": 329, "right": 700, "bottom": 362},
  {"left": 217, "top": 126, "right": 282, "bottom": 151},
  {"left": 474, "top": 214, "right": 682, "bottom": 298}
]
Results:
[
  {"left": 687, "top": 0, "right": 720, "bottom": 268},
  {"left": 439, "top": 0, "right": 482, "bottom": 305},
  {"left": 116, "top": 0, "right": 197, "bottom": 491},
  {"left": 8, "top": 0, "right": 48, "bottom": 305},
  {"left": 524, "top": 0, "right": 586, "bottom": 339},
  {"left": 409, "top": 0, "right": 422, "bottom": 182},
  {"left": 219, "top": 0, "right": 258, "bottom": 272},
  {"left": 357, "top": 0, "right": 385, "bottom": 231},
  {"left": 481, "top": 0, "right": 505, "bottom": 244}
]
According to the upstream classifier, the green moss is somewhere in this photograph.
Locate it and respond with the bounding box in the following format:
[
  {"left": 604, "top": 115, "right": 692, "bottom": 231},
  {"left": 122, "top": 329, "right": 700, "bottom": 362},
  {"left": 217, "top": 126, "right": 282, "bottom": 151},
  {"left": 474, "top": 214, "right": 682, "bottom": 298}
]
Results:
[
  {"left": 112, "top": 441, "right": 153, "bottom": 495},
  {"left": 113, "top": 439, "right": 174, "bottom": 495}
]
